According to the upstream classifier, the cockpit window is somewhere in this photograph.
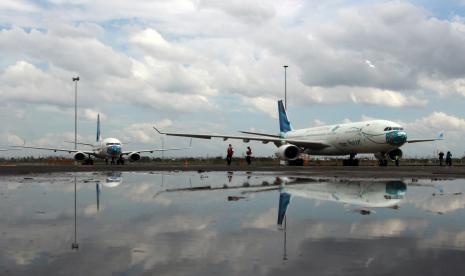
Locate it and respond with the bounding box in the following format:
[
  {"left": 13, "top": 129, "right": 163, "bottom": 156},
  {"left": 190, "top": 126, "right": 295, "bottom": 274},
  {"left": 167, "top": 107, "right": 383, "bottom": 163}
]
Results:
[{"left": 384, "top": 127, "right": 404, "bottom": 131}]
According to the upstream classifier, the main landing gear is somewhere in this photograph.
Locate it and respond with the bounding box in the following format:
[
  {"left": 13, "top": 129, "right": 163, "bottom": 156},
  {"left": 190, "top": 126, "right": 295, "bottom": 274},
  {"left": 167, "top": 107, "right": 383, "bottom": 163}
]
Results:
[
  {"left": 378, "top": 159, "right": 388, "bottom": 167},
  {"left": 343, "top": 153, "right": 359, "bottom": 166},
  {"left": 82, "top": 156, "right": 94, "bottom": 165}
]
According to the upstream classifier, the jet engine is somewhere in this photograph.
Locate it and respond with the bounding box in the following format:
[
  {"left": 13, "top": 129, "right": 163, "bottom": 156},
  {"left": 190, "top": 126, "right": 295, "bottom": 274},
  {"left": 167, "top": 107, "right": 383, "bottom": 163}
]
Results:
[
  {"left": 387, "top": 149, "right": 403, "bottom": 161},
  {"left": 74, "top": 152, "right": 86, "bottom": 161},
  {"left": 276, "top": 144, "right": 301, "bottom": 160},
  {"left": 129, "top": 152, "right": 141, "bottom": 161}
]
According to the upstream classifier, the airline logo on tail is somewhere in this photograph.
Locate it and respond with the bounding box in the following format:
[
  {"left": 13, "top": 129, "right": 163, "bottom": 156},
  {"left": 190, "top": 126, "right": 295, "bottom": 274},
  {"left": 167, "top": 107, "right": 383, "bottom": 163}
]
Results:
[
  {"left": 278, "top": 100, "right": 293, "bottom": 135},
  {"left": 96, "top": 114, "right": 101, "bottom": 142}
]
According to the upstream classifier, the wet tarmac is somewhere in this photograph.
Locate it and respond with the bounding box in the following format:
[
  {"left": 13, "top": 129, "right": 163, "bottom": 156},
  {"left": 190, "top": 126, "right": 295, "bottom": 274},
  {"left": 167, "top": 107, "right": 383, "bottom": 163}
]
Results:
[
  {"left": 1, "top": 171, "right": 465, "bottom": 275},
  {"left": 2, "top": 163, "right": 465, "bottom": 178}
]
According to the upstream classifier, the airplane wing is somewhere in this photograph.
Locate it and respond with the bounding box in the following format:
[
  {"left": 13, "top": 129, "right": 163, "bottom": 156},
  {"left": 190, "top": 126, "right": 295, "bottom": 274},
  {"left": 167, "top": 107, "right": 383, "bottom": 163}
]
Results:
[
  {"left": 239, "top": 131, "right": 281, "bottom": 138},
  {"left": 121, "top": 138, "right": 192, "bottom": 155},
  {"left": 12, "top": 145, "right": 95, "bottom": 155},
  {"left": 64, "top": 141, "right": 94, "bottom": 147},
  {"left": 153, "top": 127, "right": 330, "bottom": 150},
  {"left": 407, "top": 132, "right": 444, "bottom": 144}
]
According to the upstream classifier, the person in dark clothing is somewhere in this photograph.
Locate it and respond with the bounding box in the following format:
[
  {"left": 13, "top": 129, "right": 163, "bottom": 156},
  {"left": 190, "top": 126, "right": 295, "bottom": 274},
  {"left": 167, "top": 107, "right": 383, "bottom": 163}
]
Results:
[
  {"left": 446, "top": 151, "right": 452, "bottom": 166},
  {"left": 226, "top": 144, "right": 234, "bottom": 165},
  {"left": 438, "top": 151, "right": 444, "bottom": 166},
  {"left": 245, "top": 146, "right": 252, "bottom": 165}
]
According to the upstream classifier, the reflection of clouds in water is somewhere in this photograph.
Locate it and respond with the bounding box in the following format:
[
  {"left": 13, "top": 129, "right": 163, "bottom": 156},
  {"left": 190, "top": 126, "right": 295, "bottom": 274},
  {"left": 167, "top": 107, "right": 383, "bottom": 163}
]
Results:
[
  {"left": 298, "top": 219, "right": 428, "bottom": 240},
  {"left": 349, "top": 219, "right": 428, "bottom": 237},
  {"left": 84, "top": 203, "right": 102, "bottom": 216},
  {"left": 406, "top": 181, "right": 465, "bottom": 214},
  {"left": 241, "top": 208, "right": 277, "bottom": 229},
  {"left": 412, "top": 194, "right": 465, "bottom": 214},
  {"left": 3, "top": 174, "right": 465, "bottom": 275},
  {"left": 420, "top": 230, "right": 465, "bottom": 249}
]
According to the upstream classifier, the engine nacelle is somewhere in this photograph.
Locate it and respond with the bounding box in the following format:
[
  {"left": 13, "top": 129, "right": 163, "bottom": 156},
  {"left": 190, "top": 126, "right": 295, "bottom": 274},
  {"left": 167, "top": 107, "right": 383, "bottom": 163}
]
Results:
[
  {"left": 387, "top": 149, "right": 403, "bottom": 162},
  {"left": 129, "top": 152, "right": 141, "bottom": 161},
  {"left": 74, "top": 152, "right": 86, "bottom": 161},
  {"left": 276, "top": 144, "right": 301, "bottom": 160}
]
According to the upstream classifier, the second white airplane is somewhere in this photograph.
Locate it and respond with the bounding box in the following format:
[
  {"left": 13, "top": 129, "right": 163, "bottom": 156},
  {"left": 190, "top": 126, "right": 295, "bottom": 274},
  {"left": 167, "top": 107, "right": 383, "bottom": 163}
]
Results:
[
  {"left": 17, "top": 114, "right": 188, "bottom": 165},
  {"left": 154, "top": 100, "right": 442, "bottom": 166}
]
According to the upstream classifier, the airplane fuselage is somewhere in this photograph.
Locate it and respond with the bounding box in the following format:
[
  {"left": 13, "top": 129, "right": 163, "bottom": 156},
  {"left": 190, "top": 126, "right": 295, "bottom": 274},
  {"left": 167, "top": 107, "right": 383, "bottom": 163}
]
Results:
[
  {"left": 90, "top": 137, "right": 123, "bottom": 159},
  {"left": 283, "top": 180, "right": 406, "bottom": 208},
  {"left": 283, "top": 120, "right": 407, "bottom": 155}
]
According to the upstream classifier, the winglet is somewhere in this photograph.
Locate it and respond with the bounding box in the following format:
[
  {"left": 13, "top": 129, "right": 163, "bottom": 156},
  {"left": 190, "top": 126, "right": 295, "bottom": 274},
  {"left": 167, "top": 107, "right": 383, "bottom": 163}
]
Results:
[
  {"left": 153, "top": 126, "right": 166, "bottom": 135},
  {"left": 278, "top": 100, "right": 293, "bottom": 134}
]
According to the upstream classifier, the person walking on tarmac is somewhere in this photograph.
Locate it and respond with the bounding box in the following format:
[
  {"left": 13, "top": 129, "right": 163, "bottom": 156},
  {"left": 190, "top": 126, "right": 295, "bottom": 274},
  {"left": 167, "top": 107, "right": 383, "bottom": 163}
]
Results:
[
  {"left": 438, "top": 151, "right": 444, "bottom": 166},
  {"left": 446, "top": 151, "right": 452, "bottom": 166},
  {"left": 245, "top": 146, "right": 252, "bottom": 165},
  {"left": 226, "top": 144, "right": 234, "bottom": 165}
]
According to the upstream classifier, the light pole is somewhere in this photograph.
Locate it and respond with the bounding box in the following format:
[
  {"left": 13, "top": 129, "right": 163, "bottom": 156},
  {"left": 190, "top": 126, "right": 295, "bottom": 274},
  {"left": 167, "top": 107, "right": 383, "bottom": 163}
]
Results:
[
  {"left": 72, "top": 76, "right": 80, "bottom": 150},
  {"left": 283, "top": 65, "right": 288, "bottom": 110}
]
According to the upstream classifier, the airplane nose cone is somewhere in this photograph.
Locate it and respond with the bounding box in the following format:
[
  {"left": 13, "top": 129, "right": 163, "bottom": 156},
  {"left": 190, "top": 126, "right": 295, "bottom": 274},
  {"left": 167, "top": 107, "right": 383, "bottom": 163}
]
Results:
[
  {"left": 386, "top": 131, "right": 407, "bottom": 146},
  {"left": 107, "top": 145, "right": 122, "bottom": 156},
  {"left": 385, "top": 181, "right": 407, "bottom": 197}
]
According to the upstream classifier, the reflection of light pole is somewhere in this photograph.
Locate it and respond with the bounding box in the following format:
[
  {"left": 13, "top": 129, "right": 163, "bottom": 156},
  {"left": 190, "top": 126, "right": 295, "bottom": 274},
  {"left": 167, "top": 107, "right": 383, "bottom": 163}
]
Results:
[
  {"left": 72, "top": 76, "right": 80, "bottom": 150},
  {"left": 72, "top": 176, "right": 79, "bottom": 250},
  {"left": 283, "top": 215, "right": 288, "bottom": 262},
  {"left": 283, "top": 65, "right": 288, "bottom": 110}
]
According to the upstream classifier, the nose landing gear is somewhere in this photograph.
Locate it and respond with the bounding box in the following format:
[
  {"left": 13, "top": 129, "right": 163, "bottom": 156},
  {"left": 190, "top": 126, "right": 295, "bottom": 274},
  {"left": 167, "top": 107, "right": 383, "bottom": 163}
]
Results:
[{"left": 108, "top": 155, "right": 125, "bottom": 165}]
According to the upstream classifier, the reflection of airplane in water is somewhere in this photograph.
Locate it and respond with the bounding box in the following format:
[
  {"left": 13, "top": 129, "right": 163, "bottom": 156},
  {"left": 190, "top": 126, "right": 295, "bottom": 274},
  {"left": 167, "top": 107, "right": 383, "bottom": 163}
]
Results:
[
  {"left": 95, "top": 172, "right": 123, "bottom": 211},
  {"left": 276, "top": 178, "right": 407, "bottom": 261},
  {"left": 277, "top": 179, "right": 407, "bottom": 223},
  {"left": 152, "top": 174, "right": 407, "bottom": 214},
  {"left": 71, "top": 172, "right": 123, "bottom": 250}
]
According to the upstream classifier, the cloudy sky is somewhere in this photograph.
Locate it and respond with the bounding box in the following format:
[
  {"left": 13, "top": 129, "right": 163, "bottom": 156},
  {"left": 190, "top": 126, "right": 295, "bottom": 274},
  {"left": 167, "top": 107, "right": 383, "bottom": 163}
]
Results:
[{"left": 1, "top": 0, "right": 465, "bottom": 158}]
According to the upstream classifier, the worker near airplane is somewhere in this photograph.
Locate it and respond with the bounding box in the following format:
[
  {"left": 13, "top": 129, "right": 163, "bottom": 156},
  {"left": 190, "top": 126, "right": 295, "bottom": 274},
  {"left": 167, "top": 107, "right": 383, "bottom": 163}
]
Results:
[
  {"left": 226, "top": 144, "right": 234, "bottom": 165},
  {"left": 154, "top": 100, "right": 443, "bottom": 166},
  {"left": 246, "top": 146, "right": 252, "bottom": 165}
]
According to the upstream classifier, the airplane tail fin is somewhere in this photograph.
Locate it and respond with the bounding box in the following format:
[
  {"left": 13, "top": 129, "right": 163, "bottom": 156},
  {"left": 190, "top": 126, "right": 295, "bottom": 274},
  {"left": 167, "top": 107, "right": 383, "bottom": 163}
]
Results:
[
  {"left": 96, "top": 114, "right": 101, "bottom": 142},
  {"left": 278, "top": 100, "right": 293, "bottom": 134}
]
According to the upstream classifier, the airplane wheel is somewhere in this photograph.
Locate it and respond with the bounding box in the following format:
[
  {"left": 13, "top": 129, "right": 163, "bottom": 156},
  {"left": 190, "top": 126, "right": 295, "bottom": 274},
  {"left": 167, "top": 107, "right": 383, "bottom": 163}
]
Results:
[
  {"left": 378, "top": 160, "right": 388, "bottom": 167},
  {"left": 82, "top": 159, "right": 93, "bottom": 165},
  {"left": 288, "top": 158, "right": 304, "bottom": 166}
]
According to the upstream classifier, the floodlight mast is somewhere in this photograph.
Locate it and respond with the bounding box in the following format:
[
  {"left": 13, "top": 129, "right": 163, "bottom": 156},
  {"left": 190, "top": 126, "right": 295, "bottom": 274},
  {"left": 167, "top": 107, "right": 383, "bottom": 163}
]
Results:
[
  {"left": 72, "top": 76, "right": 80, "bottom": 150},
  {"left": 283, "top": 65, "right": 288, "bottom": 110}
]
